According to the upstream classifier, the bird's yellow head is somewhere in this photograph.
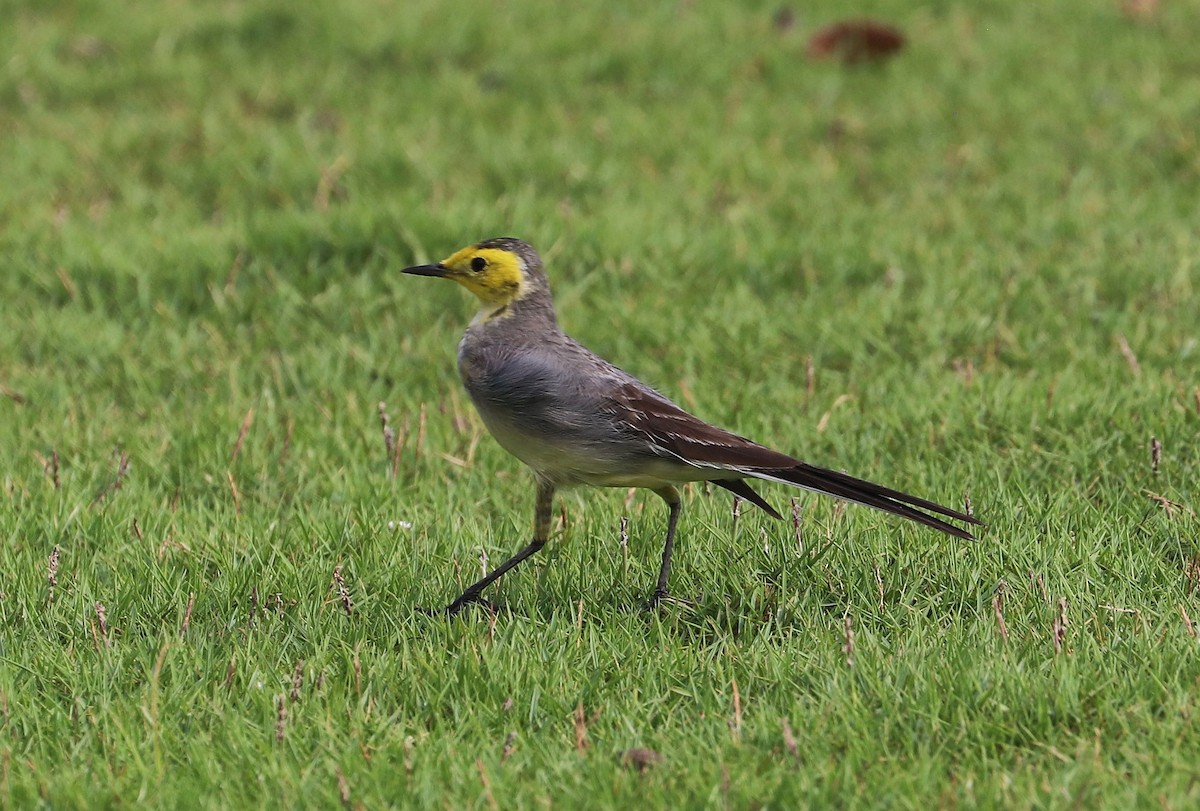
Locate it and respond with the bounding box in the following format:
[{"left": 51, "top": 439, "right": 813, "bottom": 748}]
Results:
[{"left": 403, "top": 237, "right": 541, "bottom": 309}]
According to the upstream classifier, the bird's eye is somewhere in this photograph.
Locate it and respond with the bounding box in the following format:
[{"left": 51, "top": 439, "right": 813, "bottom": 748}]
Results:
[{"left": 470, "top": 256, "right": 487, "bottom": 272}]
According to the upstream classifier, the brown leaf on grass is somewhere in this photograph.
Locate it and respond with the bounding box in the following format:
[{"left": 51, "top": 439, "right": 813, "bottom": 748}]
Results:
[
  {"left": 620, "top": 748, "right": 664, "bottom": 772},
  {"left": 180, "top": 592, "right": 195, "bottom": 637},
  {"left": 993, "top": 580, "right": 1010, "bottom": 642},
  {"left": 1145, "top": 490, "right": 1196, "bottom": 519},
  {"left": 729, "top": 678, "right": 743, "bottom": 742},
  {"left": 1180, "top": 605, "right": 1196, "bottom": 639},
  {"left": 230, "top": 408, "right": 255, "bottom": 465},
  {"left": 573, "top": 703, "right": 589, "bottom": 753},
  {"left": 93, "top": 602, "right": 111, "bottom": 648},
  {"left": 0, "top": 384, "right": 27, "bottom": 405},
  {"left": 807, "top": 20, "right": 905, "bottom": 64},
  {"left": 475, "top": 758, "right": 498, "bottom": 811},
  {"left": 843, "top": 612, "right": 855, "bottom": 666},
  {"left": 781, "top": 718, "right": 799, "bottom": 757},
  {"left": 1115, "top": 333, "right": 1141, "bottom": 377},
  {"left": 335, "top": 767, "right": 351, "bottom": 808},
  {"left": 1122, "top": 0, "right": 1160, "bottom": 21}
]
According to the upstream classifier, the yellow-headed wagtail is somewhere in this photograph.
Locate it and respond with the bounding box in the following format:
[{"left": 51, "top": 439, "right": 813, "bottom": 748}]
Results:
[{"left": 405, "top": 238, "right": 980, "bottom": 614}]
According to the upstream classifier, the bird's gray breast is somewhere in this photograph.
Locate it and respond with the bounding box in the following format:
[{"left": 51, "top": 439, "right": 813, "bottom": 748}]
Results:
[{"left": 456, "top": 331, "right": 648, "bottom": 483}]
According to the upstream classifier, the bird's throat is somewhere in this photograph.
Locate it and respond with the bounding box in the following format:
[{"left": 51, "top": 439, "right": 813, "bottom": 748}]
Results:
[{"left": 470, "top": 301, "right": 511, "bottom": 326}]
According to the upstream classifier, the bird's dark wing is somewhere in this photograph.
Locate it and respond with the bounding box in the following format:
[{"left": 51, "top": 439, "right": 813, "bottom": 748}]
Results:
[
  {"left": 605, "top": 381, "right": 799, "bottom": 470},
  {"left": 605, "top": 381, "right": 980, "bottom": 540}
]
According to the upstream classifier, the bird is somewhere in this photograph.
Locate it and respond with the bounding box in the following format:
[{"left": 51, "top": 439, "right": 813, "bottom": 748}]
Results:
[{"left": 403, "top": 237, "right": 980, "bottom": 615}]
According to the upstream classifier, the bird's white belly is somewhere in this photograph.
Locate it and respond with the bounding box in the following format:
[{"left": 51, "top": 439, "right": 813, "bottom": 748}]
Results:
[{"left": 474, "top": 404, "right": 705, "bottom": 489}]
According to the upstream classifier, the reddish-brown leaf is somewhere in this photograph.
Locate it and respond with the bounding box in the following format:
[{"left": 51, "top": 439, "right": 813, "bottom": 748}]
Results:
[{"left": 807, "top": 19, "right": 905, "bottom": 64}]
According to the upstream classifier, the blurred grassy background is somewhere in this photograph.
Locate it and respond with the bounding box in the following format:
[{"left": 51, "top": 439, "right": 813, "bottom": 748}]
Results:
[{"left": 1, "top": 0, "right": 1198, "bottom": 807}]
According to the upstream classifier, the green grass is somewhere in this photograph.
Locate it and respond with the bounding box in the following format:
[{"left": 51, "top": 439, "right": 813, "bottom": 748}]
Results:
[{"left": 2, "top": 0, "right": 1199, "bottom": 807}]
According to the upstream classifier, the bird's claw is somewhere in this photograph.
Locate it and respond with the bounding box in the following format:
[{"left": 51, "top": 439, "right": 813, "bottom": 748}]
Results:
[
  {"left": 642, "top": 590, "right": 700, "bottom": 612},
  {"left": 418, "top": 596, "right": 500, "bottom": 618}
]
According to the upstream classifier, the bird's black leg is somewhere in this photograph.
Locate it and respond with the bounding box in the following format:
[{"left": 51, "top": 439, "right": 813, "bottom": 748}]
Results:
[
  {"left": 646, "top": 485, "right": 682, "bottom": 608},
  {"left": 442, "top": 479, "right": 555, "bottom": 616}
]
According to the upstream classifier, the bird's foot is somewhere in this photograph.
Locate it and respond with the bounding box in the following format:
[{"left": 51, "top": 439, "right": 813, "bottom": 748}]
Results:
[
  {"left": 642, "top": 589, "right": 699, "bottom": 612},
  {"left": 418, "top": 595, "right": 500, "bottom": 617}
]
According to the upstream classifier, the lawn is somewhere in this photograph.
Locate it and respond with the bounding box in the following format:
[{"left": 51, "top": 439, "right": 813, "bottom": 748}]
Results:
[{"left": 2, "top": 0, "right": 1199, "bottom": 807}]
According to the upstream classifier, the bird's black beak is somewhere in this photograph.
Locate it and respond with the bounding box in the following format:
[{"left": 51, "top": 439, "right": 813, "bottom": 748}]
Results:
[{"left": 402, "top": 263, "right": 449, "bottom": 277}]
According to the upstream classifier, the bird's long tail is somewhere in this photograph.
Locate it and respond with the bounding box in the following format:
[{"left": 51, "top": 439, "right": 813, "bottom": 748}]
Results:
[{"left": 717, "top": 463, "right": 981, "bottom": 540}]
